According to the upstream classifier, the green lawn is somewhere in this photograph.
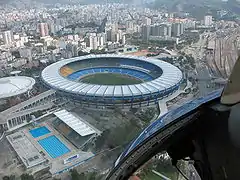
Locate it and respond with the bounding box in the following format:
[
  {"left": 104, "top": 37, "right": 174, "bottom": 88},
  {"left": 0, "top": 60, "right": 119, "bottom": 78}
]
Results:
[
  {"left": 142, "top": 171, "right": 177, "bottom": 180},
  {"left": 80, "top": 73, "right": 142, "bottom": 85},
  {"left": 142, "top": 172, "right": 163, "bottom": 180}
]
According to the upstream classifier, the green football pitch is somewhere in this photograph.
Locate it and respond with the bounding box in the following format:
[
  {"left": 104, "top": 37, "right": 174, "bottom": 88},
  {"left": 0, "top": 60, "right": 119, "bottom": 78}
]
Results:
[{"left": 80, "top": 73, "right": 143, "bottom": 85}]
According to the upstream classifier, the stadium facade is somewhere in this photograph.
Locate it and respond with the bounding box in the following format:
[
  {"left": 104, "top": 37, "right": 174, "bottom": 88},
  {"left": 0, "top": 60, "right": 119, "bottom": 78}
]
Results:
[{"left": 41, "top": 54, "right": 183, "bottom": 107}]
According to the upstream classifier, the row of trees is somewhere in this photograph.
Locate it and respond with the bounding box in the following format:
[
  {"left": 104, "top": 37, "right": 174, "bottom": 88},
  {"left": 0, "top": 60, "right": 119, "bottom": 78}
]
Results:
[
  {"left": 78, "top": 49, "right": 106, "bottom": 57},
  {"left": 3, "top": 174, "right": 34, "bottom": 180},
  {"left": 70, "top": 169, "right": 103, "bottom": 180},
  {"left": 136, "top": 107, "right": 158, "bottom": 124},
  {"left": 131, "top": 39, "right": 175, "bottom": 49},
  {"left": 2, "top": 170, "right": 103, "bottom": 180},
  {"left": 94, "top": 119, "right": 141, "bottom": 151}
]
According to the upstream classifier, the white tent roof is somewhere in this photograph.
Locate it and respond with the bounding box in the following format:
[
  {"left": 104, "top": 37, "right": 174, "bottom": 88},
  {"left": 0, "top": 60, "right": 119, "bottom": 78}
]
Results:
[
  {"left": 0, "top": 76, "right": 35, "bottom": 99},
  {"left": 54, "top": 109, "right": 96, "bottom": 137}
]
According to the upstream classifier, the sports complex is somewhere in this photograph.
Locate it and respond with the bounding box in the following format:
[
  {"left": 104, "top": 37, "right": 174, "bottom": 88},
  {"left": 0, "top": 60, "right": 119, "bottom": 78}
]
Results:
[{"left": 41, "top": 54, "right": 183, "bottom": 107}]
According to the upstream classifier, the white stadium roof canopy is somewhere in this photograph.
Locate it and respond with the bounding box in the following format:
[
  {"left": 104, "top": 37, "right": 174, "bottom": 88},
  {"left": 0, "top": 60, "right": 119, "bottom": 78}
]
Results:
[
  {"left": 54, "top": 109, "right": 98, "bottom": 137},
  {"left": 0, "top": 76, "right": 35, "bottom": 99},
  {"left": 41, "top": 54, "right": 183, "bottom": 98}
]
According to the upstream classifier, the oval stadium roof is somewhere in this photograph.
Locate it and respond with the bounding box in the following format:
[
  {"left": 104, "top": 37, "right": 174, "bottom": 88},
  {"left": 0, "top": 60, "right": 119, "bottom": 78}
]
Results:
[
  {"left": 41, "top": 54, "right": 182, "bottom": 98},
  {"left": 0, "top": 76, "right": 35, "bottom": 99}
]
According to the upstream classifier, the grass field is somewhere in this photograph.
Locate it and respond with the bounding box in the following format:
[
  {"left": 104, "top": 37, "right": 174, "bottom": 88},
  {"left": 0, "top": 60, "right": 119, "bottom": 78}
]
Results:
[
  {"left": 141, "top": 171, "right": 177, "bottom": 180},
  {"left": 80, "top": 73, "right": 142, "bottom": 85}
]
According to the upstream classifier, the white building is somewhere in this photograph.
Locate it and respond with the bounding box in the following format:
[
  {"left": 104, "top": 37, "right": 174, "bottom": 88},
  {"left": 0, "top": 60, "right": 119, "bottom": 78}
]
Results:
[
  {"left": 122, "top": 35, "right": 126, "bottom": 45},
  {"left": 2, "top": 30, "right": 13, "bottom": 45},
  {"left": 97, "top": 33, "right": 106, "bottom": 47},
  {"left": 143, "top": 17, "right": 152, "bottom": 26},
  {"left": 126, "top": 21, "right": 134, "bottom": 33},
  {"left": 20, "top": 36, "right": 28, "bottom": 43},
  {"left": 204, "top": 15, "right": 213, "bottom": 26},
  {"left": 38, "top": 23, "right": 49, "bottom": 37},
  {"left": 111, "top": 23, "right": 119, "bottom": 32},
  {"left": 134, "top": 25, "right": 142, "bottom": 33},
  {"left": 115, "top": 33, "right": 120, "bottom": 43},
  {"left": 89, "top": 36, "right": 98, "bottom": 50}
]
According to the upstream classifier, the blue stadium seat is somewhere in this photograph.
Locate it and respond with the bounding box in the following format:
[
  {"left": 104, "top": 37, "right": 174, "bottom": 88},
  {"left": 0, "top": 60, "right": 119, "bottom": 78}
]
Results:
[{"left": 67, "top": 66, "right": 153, "bottom": 82}]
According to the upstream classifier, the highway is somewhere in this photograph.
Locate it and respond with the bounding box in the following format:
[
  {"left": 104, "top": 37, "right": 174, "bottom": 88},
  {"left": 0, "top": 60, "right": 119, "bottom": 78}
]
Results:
[
  {"left": 184, "top": 32, "right": 223, "bottom": 97},
  {"left": 195, "top": 60, "right": 215, "bottom": 97}
]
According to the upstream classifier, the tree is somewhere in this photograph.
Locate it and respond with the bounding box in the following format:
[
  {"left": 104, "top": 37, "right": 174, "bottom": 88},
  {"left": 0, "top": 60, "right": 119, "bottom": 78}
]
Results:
[
  {"left": 90, "top": 49, "right": 106, "bottom": 54},
  {"left": 87, "top": 172, "right": 98, "bottom": 180},
  {"left": 94, "top": 129, "right": 110, "bottom": 150},
  {"left": 9, "top": 176, "right": 15, "bottom": 180},
  {"left": 47, "top": 46, "right": 57, "bottom": 51},
  {"left": 70, "top": 169, "right": 85, "bottom": 180},
  {"left": 2, "top": 176, "right": 10, "bottom": 180},
  {"left": 78, "top": 50, "right": 89, "bottom": 56},
  {"left": 20, "top": 174, "right": 34, "bottom": 180}
]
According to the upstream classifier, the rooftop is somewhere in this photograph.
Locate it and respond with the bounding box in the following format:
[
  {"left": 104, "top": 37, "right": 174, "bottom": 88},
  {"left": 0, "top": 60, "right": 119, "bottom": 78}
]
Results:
[
  {"left": 54, "top": 109, "right": 101, "bottom": 137},
  {"left": 7, "top": 131, "right": 47, "bottom": 168},
  {"left": 41, "top": 54, "right": 183, "bottom": 98},
  {"left": 0, "top": 76, "right": 35, "bottom": 99}
]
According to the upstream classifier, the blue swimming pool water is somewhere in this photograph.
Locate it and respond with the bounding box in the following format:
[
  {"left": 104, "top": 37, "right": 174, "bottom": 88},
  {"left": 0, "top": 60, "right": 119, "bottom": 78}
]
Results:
[
  {"left": 29, "top": 126, "right": 50, "bottom": 138},
  {"left": 38, "top": 135, "right": 70, "bottom": 158}
]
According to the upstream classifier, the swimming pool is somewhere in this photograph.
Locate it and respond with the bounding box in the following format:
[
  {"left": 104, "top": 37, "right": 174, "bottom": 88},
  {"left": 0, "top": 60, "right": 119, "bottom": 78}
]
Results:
[
  {"left": 29, "top": 126, "right": 50, "bottom": 138},
  {"left": 38, "top": 135, "right": 70, "bottom": 158}
]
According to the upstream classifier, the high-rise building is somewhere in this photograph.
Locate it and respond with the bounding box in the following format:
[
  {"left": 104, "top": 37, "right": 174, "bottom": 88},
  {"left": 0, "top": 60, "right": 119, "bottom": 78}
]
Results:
[
  {"left": 150, "top": 25, "right": 165, "bottom": 36},
  {"left": 134, "top": 25, "right": 142, "bottom": 33},
  {"left": 150, "top": 24, "right": 172, "bottom": 37},
  {"left": 66, "top": 43, "right": 78, "bottom": 57},
  {"left": 2, "top": 30, "right": 13, "bottom": 45},
  {"left": 112, "top": 23, "right": 118, "bottom": 32},
  {"left": 126, "top": 21, "right": 134, "bottom": 33},
  {"left": 143, "top": 17, "right": 152, "bottom": 26},
  {"left": 97, "top": 33, "right": 106, "bottom": 47},
  {"left": 166, "top": 24, "right": 172, "bottom": 37},
  {"left": 115, "top": 33, "right": 120, "bottom": 43},
  {"left": 122, "top": 35, "right": 126, "bottom": 45},
  {"left": 38, "top": 23, "right": 49, "bottom": 37},
  {"left": 126, "top": 21, "right": 134, "bottom": 30},
  {"left": 89, "top": 36, "right": 98, "bottom": 50},
  {"left": 204, "top": 15, "right": 213, "bottom": 26},
  {"left": 142, "top": 25, "right": 151, "bottom": 41},
  {"left": 118, "top": 30, "right": 123, "bottom": 40},
  {"left": 171, "top": 23, "right": 184, "bottom": 37},
  {"left": 48, "top": 21, "right": 55, "bottom": 35},
  {"left": 106, "top": 29, "right": 117, "bottom": 42},
  {"left": 184, "top": 20, "right": 196, "bottom": 29}
]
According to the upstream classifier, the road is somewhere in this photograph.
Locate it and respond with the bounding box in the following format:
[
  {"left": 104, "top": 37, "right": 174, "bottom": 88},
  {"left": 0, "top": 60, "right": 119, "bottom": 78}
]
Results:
[
  {"left": 195, "top": 60, "right": 215, "bottom": 97},
  {"left": 184, "top": 33, "right": 219, "bottom": 97}
]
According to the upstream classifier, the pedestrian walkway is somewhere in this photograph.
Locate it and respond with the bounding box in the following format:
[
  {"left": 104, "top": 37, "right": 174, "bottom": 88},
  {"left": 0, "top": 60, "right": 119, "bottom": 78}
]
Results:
[{"left": 157, "top": 80, "right": 193, "bottom": 119}]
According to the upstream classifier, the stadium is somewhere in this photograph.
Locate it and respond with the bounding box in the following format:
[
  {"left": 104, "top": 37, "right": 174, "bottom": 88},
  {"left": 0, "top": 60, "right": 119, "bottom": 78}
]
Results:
[
  {"left": 41, "top": 54, "right": 183, "bottom": 107},
  {"left": 0, "top": 76, "right": 36, "bottom": 113}
]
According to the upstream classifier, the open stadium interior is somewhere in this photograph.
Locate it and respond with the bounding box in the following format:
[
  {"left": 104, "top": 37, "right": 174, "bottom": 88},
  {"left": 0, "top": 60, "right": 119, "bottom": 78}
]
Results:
[{"left": 41, "top": 55, "right": 183, "bottom": 108}]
